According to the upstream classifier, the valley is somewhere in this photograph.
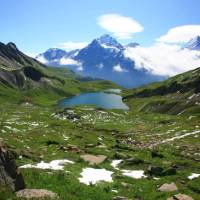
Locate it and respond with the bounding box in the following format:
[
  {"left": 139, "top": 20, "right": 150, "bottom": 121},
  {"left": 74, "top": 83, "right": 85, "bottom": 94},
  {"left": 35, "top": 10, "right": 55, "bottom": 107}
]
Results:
[
  {"left": 0, "top": 42, "right": 200, "bottom": 200},
  {"left": 0, "top": 92, "right": 200, "bottom": 200}
]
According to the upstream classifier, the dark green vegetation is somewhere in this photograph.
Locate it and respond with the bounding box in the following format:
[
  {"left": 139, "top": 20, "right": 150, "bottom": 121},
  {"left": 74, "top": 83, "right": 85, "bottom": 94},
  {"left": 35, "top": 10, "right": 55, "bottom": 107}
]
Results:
[{"left": 0, "top": 42, "right": 200, "bottom": 199}]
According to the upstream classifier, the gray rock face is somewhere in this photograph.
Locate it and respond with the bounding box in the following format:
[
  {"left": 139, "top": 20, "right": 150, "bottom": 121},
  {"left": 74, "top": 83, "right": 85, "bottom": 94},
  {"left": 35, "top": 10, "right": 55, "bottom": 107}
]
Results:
[
  {"left": 0, "top": 68, "right": 26, "bottom": 89},
  {"left": 16, "top": 189, "right": 58, "bottom": 199},
  {"left": 0, "top": 144, "right": 25, "bottom": 191}
]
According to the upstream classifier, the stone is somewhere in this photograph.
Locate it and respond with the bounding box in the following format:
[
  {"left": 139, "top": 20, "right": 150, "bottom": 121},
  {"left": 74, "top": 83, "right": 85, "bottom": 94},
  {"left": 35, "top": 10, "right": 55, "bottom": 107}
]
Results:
[
  {"left": 158, "top": 182, "right": 178, "bottom": 192},
  {"left": 121, "top": 182, "right": 129, "bottom": 188},
  {"left": 125, "top": 157, "right": 144, "bottom": 165},
  {"left": 163, "top": 167, "right": 176, "bottom": 176},
  {"left": 147, "top": 165, "right": 164, "bottom": 176},
  {"left": 167, "top": 193, "right": 194, "bottom": 200},
  {"left": 81, "top": 154, "right": 107, "bottom": 165},
  {"left": 113, "top": 196, "right": 129, "bottom": 200},
  {"left": 16, "top": 189, "right": 58, "bottom": 199},
  {"left": 66, "top": 145, "right": 82, "bottom": 153},
  {"left": 151, "top": 150, "right": 164, "bottom": 158},
  {"left": 0, "top": 144, "right": 25, "bottom": 192}
]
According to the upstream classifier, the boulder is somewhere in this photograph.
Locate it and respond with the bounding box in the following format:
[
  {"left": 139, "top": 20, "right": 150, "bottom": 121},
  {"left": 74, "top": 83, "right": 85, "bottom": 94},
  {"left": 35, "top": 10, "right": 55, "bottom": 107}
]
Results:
[
  {"left": 147, "top": 165, "right": 176, "bottom": 176},
  {"left": 147, "top": 166, "right": 164, "bottom": 176},
  {"left": 158, "top": 182, "right": 178, "bottom": 192},
  {"left": 16, "top": 189, "right": 58, "bottom": 199},
  {"left": 0, "top": 144, "right": 25, "bottom": 192},
  {"left": 167, "top": 193, "right": 194, "bottom": 200},
  {"left": 163, "top": 167, "right": 176, "bottom": 176},
  {"left": 81, "top": 154, "right": 107, "bottom": 165}
]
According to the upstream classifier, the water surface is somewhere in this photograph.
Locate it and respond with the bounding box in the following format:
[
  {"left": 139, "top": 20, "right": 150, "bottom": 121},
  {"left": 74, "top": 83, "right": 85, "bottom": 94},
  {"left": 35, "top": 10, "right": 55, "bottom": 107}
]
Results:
[{"left": 58, "top": 92, "right": 128, "bottom": 110}]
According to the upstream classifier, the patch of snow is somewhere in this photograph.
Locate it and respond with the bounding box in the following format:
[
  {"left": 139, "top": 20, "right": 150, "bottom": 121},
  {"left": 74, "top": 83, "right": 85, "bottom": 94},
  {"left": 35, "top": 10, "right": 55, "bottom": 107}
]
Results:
[
  {"left": 161, "top": 130, "right": 200, "bottom": 143},
  {"left": 20, "top": 159, "right": 74, "bottom": 170},
  {"left": 63, "top": 135, "right": 69, "bottom": 141},
  {"left": 188, "top": 173, "right": 200, "bottom": 180},
  {"left": 153, "top": 177, "right": 161, "bottom": 180},
  {"left": 111, "top": 160, "right": 123, "bottom": 170},
  {"left": 111, "top": 190, "right": 118, "bottom": 193},
  {"left": 122, "top": 170, "right": 147, "bottom": 179},
  {"left": 79, "top": 168, "right": 113, "bottom": 185},
  {"left": 188, "top": 94, "right": 196, "bottom": 100}
]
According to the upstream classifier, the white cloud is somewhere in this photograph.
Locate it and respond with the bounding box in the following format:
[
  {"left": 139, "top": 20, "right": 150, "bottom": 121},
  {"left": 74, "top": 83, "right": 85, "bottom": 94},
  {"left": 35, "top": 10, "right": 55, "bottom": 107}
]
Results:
[
  {"left": 59, "top": 58, "right": 83, "bottom": 71},
  {"left": 36, "top": 55, "right": 48, "bottom": 64},
  {"left": 124, "top": 43, "right": 200, "bottom": 76},
  {"left": 113, "top": 64, "right": 128, "bottom": 72},
  {"left": 96, "top": 63, "right": 104, "bottom": 69},
  {"left": 157, "top": 25, "right": 200, "bottom": 43},
  {"left": 25, "top": 52, "right": 38, "bottom": 58},
  {"left": 98, "top": 14, "right": 143, "bottom": 39},
  {"left": 58, "top": 41, "right": 88, "bottom": 50}
]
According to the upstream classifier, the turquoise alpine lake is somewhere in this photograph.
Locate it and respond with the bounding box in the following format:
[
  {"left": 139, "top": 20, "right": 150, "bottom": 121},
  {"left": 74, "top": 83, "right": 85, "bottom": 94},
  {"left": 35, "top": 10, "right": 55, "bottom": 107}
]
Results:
[{"left": 58, "top": 92, "right": 129, "bottom": 110}]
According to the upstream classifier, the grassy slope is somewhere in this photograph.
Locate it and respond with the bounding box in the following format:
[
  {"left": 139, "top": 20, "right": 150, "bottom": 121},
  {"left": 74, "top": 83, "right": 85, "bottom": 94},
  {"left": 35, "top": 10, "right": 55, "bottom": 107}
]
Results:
[
  {"left": 0, "top": 65, "right": 200, "bottom": 199},
  {"left": 0, "top": 64, "right": 118, "bottom": 106},
  {"left": 123, "top": 67, "right": 200, "bottom": 115}
]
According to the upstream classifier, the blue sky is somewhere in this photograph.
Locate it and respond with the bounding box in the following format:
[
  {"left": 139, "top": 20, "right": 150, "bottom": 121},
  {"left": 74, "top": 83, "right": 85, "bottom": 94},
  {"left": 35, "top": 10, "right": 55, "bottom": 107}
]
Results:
[{"left": 1, "top": 0, "right": 200, "bottom": 55}]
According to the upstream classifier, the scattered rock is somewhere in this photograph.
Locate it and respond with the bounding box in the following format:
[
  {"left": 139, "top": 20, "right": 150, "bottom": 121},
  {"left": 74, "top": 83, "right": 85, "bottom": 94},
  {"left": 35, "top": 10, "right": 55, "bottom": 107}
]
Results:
[
  {"left": 121, "top": 182, "right": 129, "bottom": 188},
  {"left": 81, "top": 154, "right": 107, "bottom": 165},
  {"left": 16, "top": 189, "right": 58, "bottom": 199},
  {"left": 113, "top": 196, "right": 129, "bottom": 200},
  {"left": 147, "top": 166, "right": 164, "bottom": 176},
  {"left": 147, "top": 165, "right": 176, "bottom": 176},
  {"left": 85, "top": 144, "right": 96, "bottom": 148},
  {"left": 66, "top": 145, "right": 82, "bottom": 153},
  {"left": 158, "top": 182, "right": 178, "bottom": 192},
  {"left": 46, "top": 140, "right": 59, "bottom": 146},
  {"left": 125, "top": 157, "right": 144, "bottom": 165},
  {"left": 0, "top": 144, "right": 25, "bottom": 191},
  {"left": 167, "top": 193, "right": 194, "bottom": 200},
  {"left": 163, "top": 167, "right": 176, "bottom": 176},
  {"left": 151, "top": 149, "right": 164, "bottom": 158}
]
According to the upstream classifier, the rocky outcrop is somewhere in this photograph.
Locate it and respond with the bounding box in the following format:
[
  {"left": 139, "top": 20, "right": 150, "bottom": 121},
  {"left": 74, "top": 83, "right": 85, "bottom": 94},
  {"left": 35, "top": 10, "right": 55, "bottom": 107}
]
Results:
[
  {"left": 0, "top": 68, "right": 26, "bottom": 89},
  {"left": 0, "top": 143, "right": 25, "bottom": 191},
  {"left": 16, "top": 189, "right": 58, "bottom": 199},
  {"left": 158, "top": 182, "right": 178, "bottom": 192}
]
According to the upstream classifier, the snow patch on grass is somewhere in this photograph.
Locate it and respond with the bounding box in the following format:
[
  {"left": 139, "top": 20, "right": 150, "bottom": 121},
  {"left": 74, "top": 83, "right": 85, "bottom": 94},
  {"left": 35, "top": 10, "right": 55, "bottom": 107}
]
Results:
[
  {"left": 79, "top": 168, "right": 113, "bottom": 185},
  {"left": 20, "top": 159, "right": 74, "bottom": 170},
  {"left": 188, "top": 173, "right": 200, "bottom": 180},
  {"left": 111, "top": 160, "right": 123, "bottom": 170},
  {"left": 122, "top": 170, "right": 147, "bottom": 179}
]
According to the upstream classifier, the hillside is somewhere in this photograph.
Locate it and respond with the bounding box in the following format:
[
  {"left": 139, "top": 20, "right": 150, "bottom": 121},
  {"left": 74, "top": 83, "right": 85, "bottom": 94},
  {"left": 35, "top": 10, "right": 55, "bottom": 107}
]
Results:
[
  {"left": 0, "top": 42, "right": 118, "bottom": 105},
  {"left": 123, "top": 67, "right": 200, "bottom": 115}
]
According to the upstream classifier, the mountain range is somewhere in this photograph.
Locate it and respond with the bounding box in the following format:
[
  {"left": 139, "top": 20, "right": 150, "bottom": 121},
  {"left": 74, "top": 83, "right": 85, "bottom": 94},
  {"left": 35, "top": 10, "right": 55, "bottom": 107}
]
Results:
[
  {"left": 36, "top": 34, "right": 200, "bottom": 88},
  {"left": 36, "top": 35, "right": 165, "bottom": 88}
]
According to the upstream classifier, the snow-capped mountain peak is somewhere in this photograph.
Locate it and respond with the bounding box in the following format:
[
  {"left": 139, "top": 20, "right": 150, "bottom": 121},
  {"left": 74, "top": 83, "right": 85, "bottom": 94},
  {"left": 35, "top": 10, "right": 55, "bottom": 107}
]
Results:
[
  {"left": 186, "top": 35, "right": 200, "bottom": 50},
  {"left": 96, "top": 34, "right": 123, "bottom": 49}
]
